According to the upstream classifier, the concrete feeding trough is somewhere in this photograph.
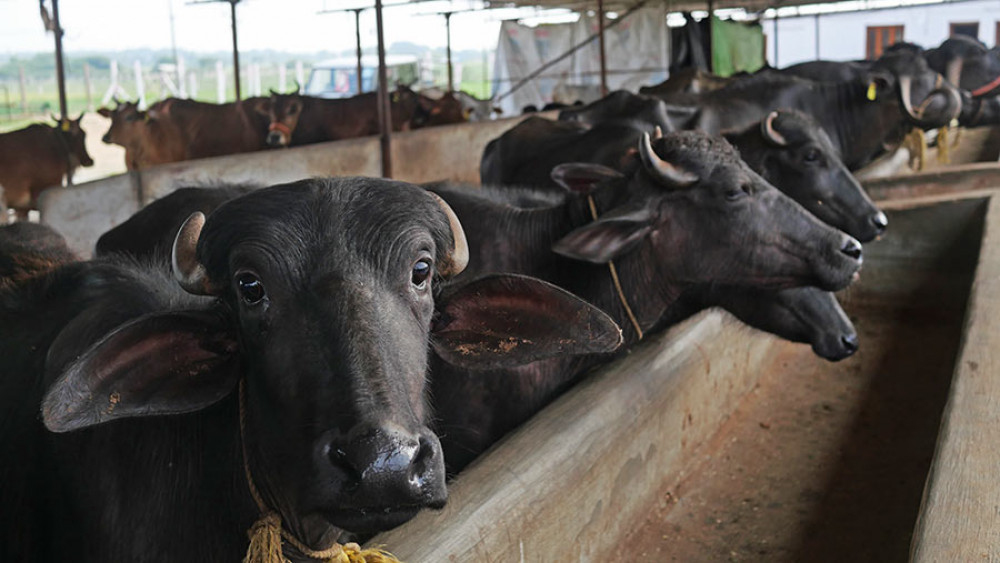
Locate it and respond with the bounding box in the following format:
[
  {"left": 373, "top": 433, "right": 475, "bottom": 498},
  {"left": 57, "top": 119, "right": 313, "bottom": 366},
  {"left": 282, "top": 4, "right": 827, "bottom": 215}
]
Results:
[{"left": 371, "top": 190, "right": 1000, "bottom": 559}]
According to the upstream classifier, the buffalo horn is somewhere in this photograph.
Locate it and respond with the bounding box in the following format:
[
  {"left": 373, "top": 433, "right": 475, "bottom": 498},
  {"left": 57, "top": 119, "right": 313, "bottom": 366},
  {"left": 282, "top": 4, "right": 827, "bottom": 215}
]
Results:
[
  {"left": 761, "top": 111, "right": 789, "bottom": 146},
  {"left": 945, "top": 58, "right": 963, "bottom": 88},
  {"left": 898, "top": 75, "right": 921, "bottom": 121},
  {"left": 428, "top": 193, "right": 469, "bottom": 277},
  {"left": 638, "top": 132, "right": 699, "bottom": 188},
  {"left": 652, "top": 125, "right": 663, "bottom": 140},
  {"left": 172, "top": 212, "right": 219, "bottom": 295}
]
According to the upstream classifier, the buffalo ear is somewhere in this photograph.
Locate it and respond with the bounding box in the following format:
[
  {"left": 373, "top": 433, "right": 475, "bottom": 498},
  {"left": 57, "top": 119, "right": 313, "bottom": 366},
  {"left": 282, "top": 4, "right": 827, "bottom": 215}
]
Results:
[
  {"left": 42, "top": 311, "right": 240, "bottom": 433},
  {"left": 432, "top": 274, "right": 622, "bottom": 370},
  {"left": 550, "top": 163, "right": 624, "bottom": 195},
  {"left": 97, "top": 107, "right": 111, "bottom": 118},
  {"left": 552, "top": 203, "right": 655, "bottom": 264}
]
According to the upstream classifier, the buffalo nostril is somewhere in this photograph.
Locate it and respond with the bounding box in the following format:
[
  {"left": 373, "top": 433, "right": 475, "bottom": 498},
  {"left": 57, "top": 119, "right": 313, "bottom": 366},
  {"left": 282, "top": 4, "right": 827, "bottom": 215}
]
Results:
[
  {"left": 840, "top": 237, "right": 863, "bottom": 261},
  {"left": 841, "top": 333, "right": 859, "bottom": 354},
  {"left": 328, "top": 446, "right": 362, "bottom": 492},
  {"left": 871, "top": 211, "right": 888, "bottom": 233}
]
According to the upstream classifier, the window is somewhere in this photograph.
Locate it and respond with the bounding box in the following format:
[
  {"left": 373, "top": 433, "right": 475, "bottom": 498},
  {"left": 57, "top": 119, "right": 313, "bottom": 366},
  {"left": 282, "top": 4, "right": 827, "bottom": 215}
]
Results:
[
  {"left": 951, "top": 22, "right": 980, "bottom": 40},
  {"left": 866, "top": 25, "right": 904, "bottom": 60}
]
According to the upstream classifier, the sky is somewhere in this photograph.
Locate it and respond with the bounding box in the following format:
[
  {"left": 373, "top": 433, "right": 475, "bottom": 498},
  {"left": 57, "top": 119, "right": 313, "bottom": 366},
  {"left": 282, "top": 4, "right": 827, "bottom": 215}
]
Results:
[{"left": 0, "top": 0, "right": 583, "bottom": 57}]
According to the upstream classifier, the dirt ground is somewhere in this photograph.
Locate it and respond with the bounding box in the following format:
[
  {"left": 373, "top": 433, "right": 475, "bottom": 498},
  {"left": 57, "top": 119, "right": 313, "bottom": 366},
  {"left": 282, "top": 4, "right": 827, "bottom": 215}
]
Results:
[
  {"left": 74, "top": 112, "right": 126, "bottom": 183},
  {"left": 616, "top": 298, "right": 967, "bottom": 563}
]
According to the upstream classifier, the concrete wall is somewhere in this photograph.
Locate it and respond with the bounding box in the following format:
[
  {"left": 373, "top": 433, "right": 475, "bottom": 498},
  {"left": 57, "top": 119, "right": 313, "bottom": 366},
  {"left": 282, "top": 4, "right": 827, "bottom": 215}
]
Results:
[
  {"left": 38, "top": 114, "right": 539, "bottom": 258},
  {"left": 764, "top": 0, "right": 1000, "bottom": 67}
]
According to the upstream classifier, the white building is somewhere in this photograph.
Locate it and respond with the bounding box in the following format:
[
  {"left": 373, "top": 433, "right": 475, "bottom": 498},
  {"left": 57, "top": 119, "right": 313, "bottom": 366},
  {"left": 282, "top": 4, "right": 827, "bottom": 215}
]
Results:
[{"left": 762, "top": 0, "right": 1000, "bottom": 66}]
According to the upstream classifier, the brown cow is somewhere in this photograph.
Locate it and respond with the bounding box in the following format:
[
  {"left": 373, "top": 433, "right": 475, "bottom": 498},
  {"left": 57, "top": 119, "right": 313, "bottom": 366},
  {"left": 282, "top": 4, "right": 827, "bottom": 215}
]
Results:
[
  {"left": 258, "top": 86, "right": 432, "bottom": 147},
  {"left": 414, "top": 91, "right": 470, "bottom": 127},
  {"left": 98, "top": 101, "right": 185, "bottom": 169},
  {"left": 0, "top": 116, "right": 93, "bottom": 217},
  {"left": 99, "top": 98, "right": 270, "bottom": 170}
]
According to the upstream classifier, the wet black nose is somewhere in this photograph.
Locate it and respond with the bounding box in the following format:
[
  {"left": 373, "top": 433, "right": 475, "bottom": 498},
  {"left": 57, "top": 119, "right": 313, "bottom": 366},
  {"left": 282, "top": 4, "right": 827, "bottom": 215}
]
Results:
[
  {"left": 841, "top": 333, "right": 859, "bottom": 355},
  {"left": 840, "top": 237, "right": 863, "bottom": 261},
  {"left": 265, "top": 131, "right": 284, "bottom": 146},
  {"left": 871, "top": 211, "right": 888, "bottom": 234},
  {"left": 324, "top": 423, "right": 443, "bottom": 502}
]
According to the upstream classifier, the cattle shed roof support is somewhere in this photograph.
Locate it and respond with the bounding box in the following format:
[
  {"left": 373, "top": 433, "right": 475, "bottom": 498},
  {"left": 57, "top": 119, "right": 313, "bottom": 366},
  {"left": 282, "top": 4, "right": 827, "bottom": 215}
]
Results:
[
  {"left": 230, "top": 0, "right": 241, "bottom": 101},
  {"left": 355, "top": 9, "right": 364, "bottom": 95},
  {"left": 375, "top": 0, "right": 392, "bottom": 178},
  {"left": 597, "top": 0, "right": 608, "bottom": 95},
  {"left": 445, "top": 12, "right": 455, "bottom": 92}
]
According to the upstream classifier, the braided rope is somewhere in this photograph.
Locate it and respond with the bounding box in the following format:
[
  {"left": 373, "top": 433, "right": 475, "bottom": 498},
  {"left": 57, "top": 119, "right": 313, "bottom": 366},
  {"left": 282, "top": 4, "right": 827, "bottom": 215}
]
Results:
[{"left": 586, "top": 194, "right": 644, "bottom": 341}]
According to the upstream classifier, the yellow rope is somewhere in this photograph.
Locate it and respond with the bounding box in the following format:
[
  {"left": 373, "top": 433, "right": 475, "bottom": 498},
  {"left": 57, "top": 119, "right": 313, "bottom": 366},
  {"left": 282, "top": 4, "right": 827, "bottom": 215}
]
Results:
[
  {"left": 239, "top": 380, "right": 405, "bottom": 563},
  {"left": 586, "top": 195, "right": 644, "bottom": 341},
  {"left": 902, "top": 128, "right": 927, "bottom": 171},
  {"left": 936, "top": 125, "right": 950, "bottom": 165}
]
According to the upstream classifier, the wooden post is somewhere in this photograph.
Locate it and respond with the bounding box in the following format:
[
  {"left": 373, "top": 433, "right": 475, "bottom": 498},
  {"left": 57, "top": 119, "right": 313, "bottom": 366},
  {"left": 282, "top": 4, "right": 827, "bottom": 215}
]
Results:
[
  {"left": 51, "top": 0, "right": 68, "bottom": 120},
  {"left": 230, "top": 0, "right": 241, "bottom": 101},
  {"left": 279, "top": 63, "right": 287, "bottom": 92},
  {"left": 597, "top": 0, "right": 608, "bottom": 95},
  {"left": 375, "top": 0, "right": 392, "bottom": 178},
  {"left": 445, "top": 12, "right": 454, "bottom": 92},
  {"left": 355, "top": 9, "right": 364, "bottom": 94}
]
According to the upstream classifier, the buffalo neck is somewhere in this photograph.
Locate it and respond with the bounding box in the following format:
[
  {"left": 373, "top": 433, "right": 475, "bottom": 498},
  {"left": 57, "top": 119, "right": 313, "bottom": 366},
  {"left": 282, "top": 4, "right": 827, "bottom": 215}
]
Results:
[{"left": 794, "top": 80, "right": 903, "bottom": 170}]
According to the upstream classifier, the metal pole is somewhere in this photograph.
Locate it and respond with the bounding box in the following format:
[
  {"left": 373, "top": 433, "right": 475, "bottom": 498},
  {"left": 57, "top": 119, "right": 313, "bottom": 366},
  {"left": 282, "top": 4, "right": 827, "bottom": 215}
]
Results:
[
  {"left": 773, "top": 11, "right": 779, "bottom": 68},
  {"left": 707, "top": 0, "right": 714, "bottom": 73},
  {"left": 814, "top": 13, "right": 820, "bottom": 60},
  {"left": 375, "top": 0, "right": 392, "bottom": 178},
  {"left": 445, "top": 12, "right": 454, "bottom": 92},
  {"left": 230, "top": 0, "right": 241, "bottom": 101},
  {"left": 355, "top": 9, "right": 364, "bottom": 94},
  {"left": 597, "top": 0, "right": 608, "bottom": 96},
  {"left": 52, "top": 0, "right": 68, "bottom": 120}
]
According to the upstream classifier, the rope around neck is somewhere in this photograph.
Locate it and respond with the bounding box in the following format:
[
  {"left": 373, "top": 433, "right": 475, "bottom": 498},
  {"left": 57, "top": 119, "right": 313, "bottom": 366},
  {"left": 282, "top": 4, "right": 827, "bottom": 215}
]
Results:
[
  {"left": 586, "top": 194, "right": 644, "bottom": 341},
  {"left": 238, "top": 380, "right": 404, "bottom": 563}
]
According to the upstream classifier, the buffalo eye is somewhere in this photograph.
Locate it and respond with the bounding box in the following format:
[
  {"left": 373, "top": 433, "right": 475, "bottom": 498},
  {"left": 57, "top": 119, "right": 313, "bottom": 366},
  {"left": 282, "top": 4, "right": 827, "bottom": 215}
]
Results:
[
  {"left": 803, "top": 148, "right": 821, "bottom": 163},
  {"left": 411, "top": 259, "right": 432, "bottom": 289},
  {"left": 725, "top": 184, "right": 751, "bottom": 201},
  {"left": 236, "top": 272, "right": 266, "bottom": 304}
]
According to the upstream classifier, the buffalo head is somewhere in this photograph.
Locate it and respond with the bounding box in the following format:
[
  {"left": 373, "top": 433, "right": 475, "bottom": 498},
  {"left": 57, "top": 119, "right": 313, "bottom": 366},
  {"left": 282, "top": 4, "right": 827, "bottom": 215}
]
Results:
[{"left": 552, "top": 131, "right": 863, "bottom": 294}]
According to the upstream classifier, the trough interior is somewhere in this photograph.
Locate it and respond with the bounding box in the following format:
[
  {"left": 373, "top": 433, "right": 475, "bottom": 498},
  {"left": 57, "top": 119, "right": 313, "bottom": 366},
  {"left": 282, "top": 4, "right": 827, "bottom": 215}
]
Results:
[{"left": 620, "top": 198, "right": 987, "bottom": 562}]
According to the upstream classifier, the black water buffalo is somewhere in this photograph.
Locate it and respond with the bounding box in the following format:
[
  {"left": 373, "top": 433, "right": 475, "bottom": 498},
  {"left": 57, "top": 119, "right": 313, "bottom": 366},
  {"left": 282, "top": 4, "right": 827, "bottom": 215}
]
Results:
[
  {"left": 95, "top": 184, "right": 257, "bottom": 260},
  {"left": 675, "top": 285, "right": 857, "bottom": 361},
  {"left": 0, "top": 222, "right": 77, "bottom": 291},
  {"left": 725, "top": 110, "right": 886, "bottom": 242},
  {"left": 0, "top": 177, "right": 621, "bottom": 562},
  {"left": 482, "top": 110, "right": 885, "bottom": 242},
  {"left": 432, "top": 131, "right": 863, "bottom": 471},
  {"left": 663, "top": 50, "right": 961, "bottom": 169},
  {"left": 925, "top": 36, "right": 1000, "bottom": 95},
  {"left": 557, "top": 89, "right": 699, "bottom": 131}
]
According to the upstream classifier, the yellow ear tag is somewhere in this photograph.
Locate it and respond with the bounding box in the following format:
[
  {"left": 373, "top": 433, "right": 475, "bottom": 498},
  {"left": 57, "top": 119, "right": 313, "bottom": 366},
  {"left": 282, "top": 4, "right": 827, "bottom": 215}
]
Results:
[
  {"left": 867, "top": 82, "right": 877, "bottom": 101},
  {"left": 61, "top": 121, "right": 70, "bottom": 131}
]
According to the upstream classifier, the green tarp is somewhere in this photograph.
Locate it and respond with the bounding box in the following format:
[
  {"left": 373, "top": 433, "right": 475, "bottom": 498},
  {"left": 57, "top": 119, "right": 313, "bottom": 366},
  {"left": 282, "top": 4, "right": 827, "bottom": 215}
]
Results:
[{"left": 711, "top": 17, "right": 765, "bottom": 77}]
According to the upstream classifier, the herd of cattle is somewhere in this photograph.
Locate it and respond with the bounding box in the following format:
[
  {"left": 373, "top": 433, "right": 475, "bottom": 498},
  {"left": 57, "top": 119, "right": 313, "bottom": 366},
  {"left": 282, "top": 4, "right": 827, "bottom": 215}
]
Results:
[{"left": 0, "top": 34, "right": 997, "bottom": 561}]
